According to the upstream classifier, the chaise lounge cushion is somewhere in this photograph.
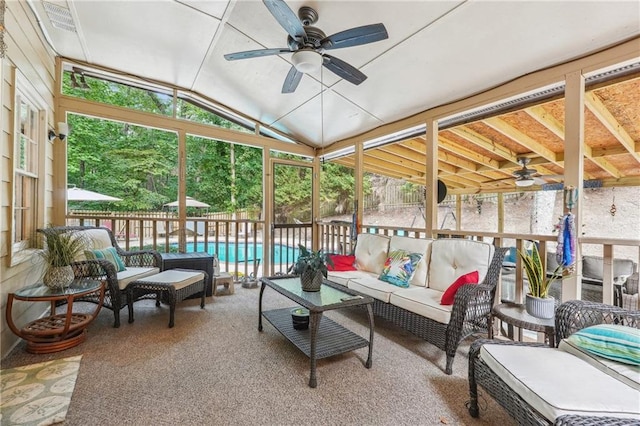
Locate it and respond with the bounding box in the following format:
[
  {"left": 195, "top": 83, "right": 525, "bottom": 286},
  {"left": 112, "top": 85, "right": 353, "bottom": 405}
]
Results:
[
  {"left": 428, "top": 239, "right": 494, "bottom": 292},
  {"left": 479, "top": 344, "right": 640, "bottom": 421}
]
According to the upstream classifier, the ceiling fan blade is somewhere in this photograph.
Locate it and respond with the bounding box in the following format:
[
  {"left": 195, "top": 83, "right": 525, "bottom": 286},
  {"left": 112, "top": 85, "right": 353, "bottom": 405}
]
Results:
[
  {"left": 263, "top": 0, "right": 307, "bottom": 44},
  {"left": 224, "top": 48, "right": 291, "bottom": 61},
  {"left": 321, "top": 23, "right": 389, "bottom": 50},
  {"left": 322, "top": 55, "right": 367, "bottom": 85},
  {"left": 282, "top": 66, "right": 303, "bottom": 93}
]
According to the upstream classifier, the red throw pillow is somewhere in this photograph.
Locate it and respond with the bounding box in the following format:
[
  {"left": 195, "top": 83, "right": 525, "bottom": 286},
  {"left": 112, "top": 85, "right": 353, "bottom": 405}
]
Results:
[
  {"left": 440, "top": 270, "right": 479, "bottom": 305},
  {"left": 327, "top": 254, "right": 357, "bottom": 271}
]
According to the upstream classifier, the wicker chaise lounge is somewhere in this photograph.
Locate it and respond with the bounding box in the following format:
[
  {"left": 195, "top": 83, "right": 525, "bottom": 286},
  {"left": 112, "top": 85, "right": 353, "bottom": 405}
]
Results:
[
  {"left": 38, "top": 225, "right": 162, "bottom": 327},
  {"left": 468, "top": 300, "right": 640, "bottom": 425}
]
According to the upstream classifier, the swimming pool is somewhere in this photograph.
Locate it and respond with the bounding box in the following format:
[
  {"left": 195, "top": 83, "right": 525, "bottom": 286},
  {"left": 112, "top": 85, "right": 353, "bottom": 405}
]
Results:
[{"left": 179, "top": 242, "right": 299, "bottom": 264}]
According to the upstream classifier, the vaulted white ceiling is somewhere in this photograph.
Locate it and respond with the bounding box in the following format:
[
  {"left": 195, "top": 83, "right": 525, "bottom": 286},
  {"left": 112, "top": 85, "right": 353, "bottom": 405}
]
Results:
[{"left": 28, "top": 0, "right": 640, "bottom": 147}]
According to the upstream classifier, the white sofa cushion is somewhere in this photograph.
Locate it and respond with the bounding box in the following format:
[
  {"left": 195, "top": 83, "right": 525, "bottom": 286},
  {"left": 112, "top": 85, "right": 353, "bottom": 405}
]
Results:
[
  {"left": 116, "top": 267, "right": 160, "bottom": 289},
  {"left": 354, "top": 233, "right": 390, "bottom": 274},
  {"left": 389, "top": 236, "right": 433, "bottom": 287},
  {"left": 132, "top": 270, "right": 204, "bottom": 290},
  {"left": 389, "top": 287, "right": 452, "bottom": 324},
  {"left": 480, "top": 344, "right": 640, "bottom": 421},
  {"left": 348, "top": 274, "right": 402, "bottom": 303},
  {"left": 327, "top": 270, "right": 373, "bottom": 287},
  {"left": 428, "top": 239, "right": 494, "bottom": 292}
]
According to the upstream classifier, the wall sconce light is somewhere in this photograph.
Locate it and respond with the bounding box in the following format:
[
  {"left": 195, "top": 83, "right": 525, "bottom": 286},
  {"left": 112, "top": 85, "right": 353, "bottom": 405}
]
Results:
[
  {"left": 48, "top": 122, "right": 69, "bottom": 141},
  {"left": 70, "top": 68, "right": 90, "bottom": 90}
]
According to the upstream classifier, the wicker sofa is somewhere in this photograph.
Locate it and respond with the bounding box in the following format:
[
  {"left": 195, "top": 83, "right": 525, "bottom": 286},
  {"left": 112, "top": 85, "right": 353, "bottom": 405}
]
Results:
[
  {"left": 38, "top": 226, "right": 162, "bottom": 327},
  {"left": 468, "top": 300, "right": 640, "bottom": 425},
  {"left": 327, "top": 233, "right": 506, "bottom": 374}
]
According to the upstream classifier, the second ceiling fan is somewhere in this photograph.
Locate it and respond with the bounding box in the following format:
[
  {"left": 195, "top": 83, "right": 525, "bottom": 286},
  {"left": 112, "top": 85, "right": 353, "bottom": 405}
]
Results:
[{"left": 224, "top": 0, "right": 388, "bottom": 93}]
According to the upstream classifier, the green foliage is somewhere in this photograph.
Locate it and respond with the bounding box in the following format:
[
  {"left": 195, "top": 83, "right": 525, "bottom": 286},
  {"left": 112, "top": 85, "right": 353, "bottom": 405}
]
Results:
[
  {"left": 518, "top": 243, "right": 563, "bottom": 298},
  {"left": 293, "top": 245, "right": 334, "bottom": 278},
  {"left": 63, "top": 72, "right": 360, "bottom": 217},
  {"left": 38, "top": 228, "right": 86, "bottom": 267}
]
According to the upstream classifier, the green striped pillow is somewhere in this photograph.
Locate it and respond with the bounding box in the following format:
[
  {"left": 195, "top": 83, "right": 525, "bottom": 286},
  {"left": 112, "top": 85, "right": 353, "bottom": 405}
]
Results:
[
  {"left": 566, "top": 324, "right": 640, "bottom": 366},
  {"left": 85, "top": 247, "right": 126, "bottom": 272}
]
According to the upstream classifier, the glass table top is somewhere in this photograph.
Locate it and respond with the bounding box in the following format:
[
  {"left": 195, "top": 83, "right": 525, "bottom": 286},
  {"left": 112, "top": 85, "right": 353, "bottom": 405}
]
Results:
[
  {"left": 264, "top": 277, "right": 360, "bottom": 308},
  {"left": 14, "top": 279, "right": 102, "bottom": 299}
]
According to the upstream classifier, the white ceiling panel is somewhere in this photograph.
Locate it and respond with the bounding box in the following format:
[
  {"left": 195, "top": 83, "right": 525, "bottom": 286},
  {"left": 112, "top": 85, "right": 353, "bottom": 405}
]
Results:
[
  {"left": 274, "top": 89, "right": 383, "bottom": 146},
  {"left": 25, "top": 0, "right": 640, "bottom": 147},
  {"left": 176, "top": 0, "right": 230, "bottom": 19},
  {"left": 71, "top": 1, "right": 221, "bottom": 87}
]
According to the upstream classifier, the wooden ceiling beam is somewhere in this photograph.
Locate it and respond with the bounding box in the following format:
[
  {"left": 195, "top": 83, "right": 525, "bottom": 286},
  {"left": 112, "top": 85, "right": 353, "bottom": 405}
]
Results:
[
  {"left": 364, "top": 150, "right": 425, "bottom": 174},
  {"left": 526, "top": 103, "right": 622, "bottom": 178},
  {"left": 585, "top": 91, "right": 640, "bottom": 163},
  {"left": 482, "top": 116, "right": 560, "bottom": 166},
  {"left": 437, "top": 136, "right": 502, "bottom": 170}
]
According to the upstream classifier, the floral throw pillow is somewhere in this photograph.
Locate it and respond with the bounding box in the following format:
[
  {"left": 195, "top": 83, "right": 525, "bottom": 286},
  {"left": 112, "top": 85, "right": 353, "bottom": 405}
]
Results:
[{"left": 378, "top": 250, "right": 422, "bottom": 288}]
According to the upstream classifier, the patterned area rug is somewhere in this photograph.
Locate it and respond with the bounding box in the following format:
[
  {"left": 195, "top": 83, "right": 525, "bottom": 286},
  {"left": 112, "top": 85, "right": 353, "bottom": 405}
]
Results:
[{"left": 1, "top": 355, "right": 82, "bottom": 425}]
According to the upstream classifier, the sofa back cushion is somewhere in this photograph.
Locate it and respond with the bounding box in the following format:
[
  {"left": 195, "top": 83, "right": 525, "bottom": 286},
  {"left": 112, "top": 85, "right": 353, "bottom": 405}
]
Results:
[
  {"left": 389, "top": 236, "right": 433, "bottom": 286},
  {"left": 70, "top": 228, "right": 114, "bottom": 262},
  {"left": 354, "top": 233, "right": 390, "bottom": 274},
  {"left": 583, "top": 256, "right": 636, "bottom": 280},
  {"left": 428, "top": 239, "right": 495, "bottom": 292}
]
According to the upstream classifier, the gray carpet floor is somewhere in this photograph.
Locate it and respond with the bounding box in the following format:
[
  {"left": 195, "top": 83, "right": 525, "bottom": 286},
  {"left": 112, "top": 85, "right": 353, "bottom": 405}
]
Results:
[{"left": 2, "top": 284, "right": 515, "bottom": 426}]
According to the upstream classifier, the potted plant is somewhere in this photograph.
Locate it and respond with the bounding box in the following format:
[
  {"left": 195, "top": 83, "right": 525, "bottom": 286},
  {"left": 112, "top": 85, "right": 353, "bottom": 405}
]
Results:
[
  {"left": 518, "top": 242, "right": 563, "bottom": 319},
  {"left": 293, "top": 245, "right": 334, "bottom": 292},
  {"left": 38, "top": 227, "right": 86, "bottom": 289},
  {"left": 290, "top": 306, "right": 310, "bottom": 330}
]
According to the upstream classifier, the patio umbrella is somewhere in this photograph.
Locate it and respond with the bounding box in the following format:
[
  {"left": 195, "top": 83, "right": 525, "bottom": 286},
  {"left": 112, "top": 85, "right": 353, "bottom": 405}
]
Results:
[
  {"left": 164, "top": 196, "right": 210, "bottom": 208},
  {"left": 67, "top": 187, "right": 122, "bottom": 202}
]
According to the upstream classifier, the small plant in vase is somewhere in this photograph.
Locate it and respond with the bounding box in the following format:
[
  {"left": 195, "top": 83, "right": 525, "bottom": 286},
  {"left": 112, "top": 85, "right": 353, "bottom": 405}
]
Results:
[
  {"left": 294, "top": 245, "right": 334, "bottom": 292},
  {"left": 38, "top": 227, "right": 86, "bottom": 289},
  {"left": 518, "top": 242, "right": 563, "bottom": 319}
]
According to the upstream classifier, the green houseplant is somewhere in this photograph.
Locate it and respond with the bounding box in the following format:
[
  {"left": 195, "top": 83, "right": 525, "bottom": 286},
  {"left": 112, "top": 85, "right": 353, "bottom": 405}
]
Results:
[
  {"left": 38, "top": 227, "right": 86, "bottom": 288},
  {"left": 518, "top": 242, "right": 563, "bottom": 319},
  {"left": 294, "top": 245, "right": 334, "bottom": 292}
]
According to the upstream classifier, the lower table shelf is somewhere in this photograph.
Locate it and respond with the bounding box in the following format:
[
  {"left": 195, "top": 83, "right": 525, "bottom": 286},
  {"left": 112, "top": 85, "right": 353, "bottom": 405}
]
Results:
[{"left": 262, "top": 308, "right": 369, "bottom": 360}]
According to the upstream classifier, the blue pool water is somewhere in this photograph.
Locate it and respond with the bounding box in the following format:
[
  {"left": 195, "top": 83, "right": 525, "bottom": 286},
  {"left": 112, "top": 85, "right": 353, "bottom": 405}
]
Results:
[{"left": 180, "top": 242, "right": 299, "bottom": 264}]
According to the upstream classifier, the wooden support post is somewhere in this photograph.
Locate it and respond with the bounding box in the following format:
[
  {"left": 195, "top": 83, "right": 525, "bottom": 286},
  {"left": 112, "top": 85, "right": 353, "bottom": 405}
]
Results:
[{"left": 426, "top": 117, "right": 438, "bottom": 238}]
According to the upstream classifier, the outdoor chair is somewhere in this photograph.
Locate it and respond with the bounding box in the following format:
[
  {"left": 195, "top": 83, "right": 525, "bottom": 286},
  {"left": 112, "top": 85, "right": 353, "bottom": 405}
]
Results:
[{"left": 38, "top": 225, "right": 162, "bottom": 327}]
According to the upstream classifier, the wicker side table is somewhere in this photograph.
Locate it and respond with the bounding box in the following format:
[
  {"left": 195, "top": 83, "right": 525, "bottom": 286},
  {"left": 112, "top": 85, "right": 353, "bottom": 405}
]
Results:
[
  {"left": 127, "top": 269, "right": 207, "bottom": 327},
  {"left": 490, "top": 302, "right": 556, "bottom": 347}
]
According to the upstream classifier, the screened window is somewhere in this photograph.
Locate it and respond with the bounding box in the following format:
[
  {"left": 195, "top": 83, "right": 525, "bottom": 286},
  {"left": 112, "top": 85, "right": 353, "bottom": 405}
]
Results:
[{"left": 12, "top": 88, "right": 43, "bottom": 264}]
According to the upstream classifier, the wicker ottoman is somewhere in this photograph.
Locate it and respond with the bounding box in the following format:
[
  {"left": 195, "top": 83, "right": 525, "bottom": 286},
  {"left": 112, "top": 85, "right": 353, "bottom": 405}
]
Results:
[{"left": 127, "top": 269, "right": 207, "bottom": 328}]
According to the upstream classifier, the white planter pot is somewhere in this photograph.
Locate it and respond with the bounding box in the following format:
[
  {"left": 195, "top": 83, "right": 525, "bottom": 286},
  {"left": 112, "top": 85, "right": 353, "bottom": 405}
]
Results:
[{"left": 525, "top": 294, "right": 555, "bottom": 319}]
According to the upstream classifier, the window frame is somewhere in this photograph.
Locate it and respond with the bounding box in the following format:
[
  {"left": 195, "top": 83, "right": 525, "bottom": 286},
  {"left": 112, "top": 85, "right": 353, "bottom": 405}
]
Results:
[{"left": 10, "top": 71, "right": 47, "bottom": 266}]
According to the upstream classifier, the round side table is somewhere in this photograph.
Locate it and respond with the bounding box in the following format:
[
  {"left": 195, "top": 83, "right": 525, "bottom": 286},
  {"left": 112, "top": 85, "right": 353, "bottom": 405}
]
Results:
[
  {"left": 6, "top": 279, "right": 104, "bottom": 354},
  {"left": 490, "top": 302, "right": 556, "bottom": 347}
]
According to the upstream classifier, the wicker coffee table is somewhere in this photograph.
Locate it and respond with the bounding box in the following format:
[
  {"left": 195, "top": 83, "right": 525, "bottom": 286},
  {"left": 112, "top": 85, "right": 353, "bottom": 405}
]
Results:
[{"left": 259, "top": 276, "right": 375, "bottom": 388}]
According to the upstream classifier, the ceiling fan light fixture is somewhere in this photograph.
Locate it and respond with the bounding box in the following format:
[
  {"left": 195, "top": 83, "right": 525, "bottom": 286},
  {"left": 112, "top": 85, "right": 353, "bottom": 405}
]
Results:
[
  {"left": 515, "top": 177, "right": 535, "bottom": 187},
  {"left": 292, "top": 50, "right": 322, "bottom": 73}
]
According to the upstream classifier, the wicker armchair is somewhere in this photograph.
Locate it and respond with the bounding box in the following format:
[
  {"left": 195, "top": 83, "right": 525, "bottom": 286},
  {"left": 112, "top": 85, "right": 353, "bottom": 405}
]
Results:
[
  {"left": 468, "top": 300, "right": 640, "bottom": 425},
  {"left": 38, "top": 225, "right": 162, "bottom": 327}
]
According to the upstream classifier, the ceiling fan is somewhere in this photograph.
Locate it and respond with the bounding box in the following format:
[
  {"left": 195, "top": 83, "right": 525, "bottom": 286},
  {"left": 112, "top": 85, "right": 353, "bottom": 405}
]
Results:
[
  {"left": 510, "top": 157, "right": 563, "bottom": 187},
  {"left": 224, "top": 0, "right": 389, "bottom": 94}
]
